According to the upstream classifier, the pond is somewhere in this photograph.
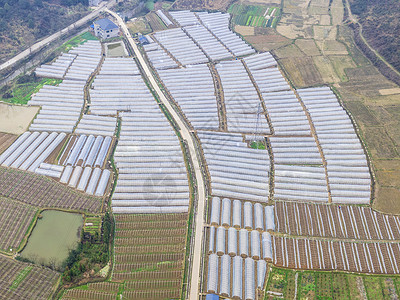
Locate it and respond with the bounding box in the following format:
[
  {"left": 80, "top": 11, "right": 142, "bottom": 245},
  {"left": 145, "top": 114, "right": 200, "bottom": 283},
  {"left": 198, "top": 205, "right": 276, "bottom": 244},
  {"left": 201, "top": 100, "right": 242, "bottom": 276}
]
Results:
[
  {"left": 106, "top": 41, "right": 128, "bottom": 57},
  {"left": 20, "top": 210, "right": 83, "bottom": 269}
]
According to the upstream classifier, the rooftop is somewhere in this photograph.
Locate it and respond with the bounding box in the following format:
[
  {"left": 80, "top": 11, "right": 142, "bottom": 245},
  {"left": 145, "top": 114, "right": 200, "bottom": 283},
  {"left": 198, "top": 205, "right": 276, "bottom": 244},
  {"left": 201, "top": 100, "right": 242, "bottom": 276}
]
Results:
[{"left": 94, "top": 18, "right": 118, "bottom": 30}]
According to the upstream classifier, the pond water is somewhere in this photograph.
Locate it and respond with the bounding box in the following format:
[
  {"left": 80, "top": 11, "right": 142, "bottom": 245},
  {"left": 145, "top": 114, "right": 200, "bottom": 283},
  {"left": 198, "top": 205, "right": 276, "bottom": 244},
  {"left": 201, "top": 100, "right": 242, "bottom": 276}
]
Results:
[
  {"left": 20, "top": 210, "right": 83, "bottom": 269},
  {"left": 106, "top": 41, "right": 127, "bottom": 57}
]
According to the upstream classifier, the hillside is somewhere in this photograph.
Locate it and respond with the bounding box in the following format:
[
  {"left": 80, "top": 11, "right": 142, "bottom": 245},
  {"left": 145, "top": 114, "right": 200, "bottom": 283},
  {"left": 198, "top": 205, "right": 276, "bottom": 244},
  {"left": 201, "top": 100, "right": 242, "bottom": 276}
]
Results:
[
  {"left": 349, "top": 0, "right": 400, "bottom": 72},
  {"left": 0, "top": 0, "right": 89, "bottom": 64}
]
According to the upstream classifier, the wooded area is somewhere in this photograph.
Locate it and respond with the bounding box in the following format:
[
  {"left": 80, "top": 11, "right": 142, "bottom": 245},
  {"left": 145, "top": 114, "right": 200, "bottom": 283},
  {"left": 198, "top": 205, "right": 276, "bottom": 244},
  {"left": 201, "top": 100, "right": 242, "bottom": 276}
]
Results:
[{"left": 350, "top": 0, "right": 400, "bottom": 73}]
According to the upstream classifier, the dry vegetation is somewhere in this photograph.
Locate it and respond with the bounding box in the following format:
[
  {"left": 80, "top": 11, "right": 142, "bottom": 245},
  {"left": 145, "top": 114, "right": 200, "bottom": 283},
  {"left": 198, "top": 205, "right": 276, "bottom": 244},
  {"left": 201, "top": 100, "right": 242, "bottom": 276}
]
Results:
[{"left": 172, "top": 0, "right": 233, "bottom": 11}]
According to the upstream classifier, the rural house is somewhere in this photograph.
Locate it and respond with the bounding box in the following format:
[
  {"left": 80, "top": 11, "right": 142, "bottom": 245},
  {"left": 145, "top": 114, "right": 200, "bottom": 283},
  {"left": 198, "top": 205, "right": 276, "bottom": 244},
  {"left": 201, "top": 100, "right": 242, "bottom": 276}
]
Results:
[{"left": 93, "top": 18, "right": 119, "bottom": 40}]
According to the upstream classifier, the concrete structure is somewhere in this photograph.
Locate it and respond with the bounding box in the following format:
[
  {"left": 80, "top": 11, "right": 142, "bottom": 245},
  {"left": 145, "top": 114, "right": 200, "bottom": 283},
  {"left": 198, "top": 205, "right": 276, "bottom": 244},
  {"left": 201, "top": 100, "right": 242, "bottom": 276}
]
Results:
[{"left": 93, "top": 18, "right": 119, "bottom": 40}]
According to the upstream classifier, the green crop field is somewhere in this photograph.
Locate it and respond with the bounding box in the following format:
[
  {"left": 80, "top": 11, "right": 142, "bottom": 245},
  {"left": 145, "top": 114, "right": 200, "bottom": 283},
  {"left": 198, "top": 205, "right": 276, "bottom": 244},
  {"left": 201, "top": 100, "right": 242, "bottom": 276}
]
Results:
[
  {"left": 265, "top": 267, "right": 400, "bottom": 299},
  {"left": 228, "top": 3, "right": 281, "bottom": 28},
  {"left": 83, "top": 216, "right": 102, "bottom": 235}
]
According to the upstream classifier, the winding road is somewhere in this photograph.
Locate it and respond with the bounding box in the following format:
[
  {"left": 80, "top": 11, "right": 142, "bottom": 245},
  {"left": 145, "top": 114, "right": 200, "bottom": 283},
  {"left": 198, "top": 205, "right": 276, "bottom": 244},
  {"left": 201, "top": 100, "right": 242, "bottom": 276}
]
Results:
[{"left": 106, "top": 8, "right": 206, "bottom": 300}]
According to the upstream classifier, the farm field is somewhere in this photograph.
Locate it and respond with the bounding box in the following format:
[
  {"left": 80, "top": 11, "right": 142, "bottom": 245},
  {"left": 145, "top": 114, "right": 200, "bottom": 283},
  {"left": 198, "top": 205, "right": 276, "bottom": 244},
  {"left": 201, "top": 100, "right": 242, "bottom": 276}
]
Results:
[
  {"left": 20, "top": 210, "right": 83, "bottom": 269},
  {"left": 0, "top": 103, "right": 39, "bottom": 134},
  {"left": 229, "top": 3, "right": 281, "bottom": 28},
  {"left": 112, "top": 213, "right": 188, "bottom": 299},
  {"left": 0, "top": 132, "right": 18, "bottom": 153},
  {"left": 126, "top": 16, "right": 152, "bottom": 35},
  {"left": 172, "top": 0, "right": 232, "bottom": 11},
  {"left": 146, "top": 12, "right": 167, "bottom": 32},
  {"left": 0, "top": 197, "right": 38, "bottom": 254},
  {"left": 266, "top": 267, "right": 400, "bottom": 299},
  {"left": 0, "top": 166, "right": 102, "bottom": 213},
  {"left": 0, "top": 255, "right": 60, "bottom": 299}
]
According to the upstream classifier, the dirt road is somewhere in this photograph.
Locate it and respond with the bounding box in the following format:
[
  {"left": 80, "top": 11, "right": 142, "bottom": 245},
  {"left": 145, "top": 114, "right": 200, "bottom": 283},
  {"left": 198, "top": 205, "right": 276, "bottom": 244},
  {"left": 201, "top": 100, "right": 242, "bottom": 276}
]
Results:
[{"left": 106, "top": 8, "right": 206, "bottom": 300}]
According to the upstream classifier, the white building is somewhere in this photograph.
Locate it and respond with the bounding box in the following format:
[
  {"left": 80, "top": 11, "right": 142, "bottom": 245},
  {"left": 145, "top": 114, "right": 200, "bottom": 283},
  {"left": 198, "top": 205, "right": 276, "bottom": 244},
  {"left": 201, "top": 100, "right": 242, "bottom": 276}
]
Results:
[{"left": 93, "top": 18, "right": 119, "bottom": 40}]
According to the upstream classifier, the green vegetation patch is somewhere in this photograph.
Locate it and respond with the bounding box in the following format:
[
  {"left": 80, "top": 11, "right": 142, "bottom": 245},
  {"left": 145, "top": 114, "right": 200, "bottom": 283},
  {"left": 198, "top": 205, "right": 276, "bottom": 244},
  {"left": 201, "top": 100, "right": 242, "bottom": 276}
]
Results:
[
  {"left": 250, "top": 141, "right": 266, "bottom": 149},
  {"left": 1, "top": 74, "right": 61, "bottom": 105},
  {"left": 58, "top": 31, "right": 98, "bottom": 53},
  {"left": 265, "top": 267, "right": 400, "bottom": 299},
  {"left": 10, "top": 266, "right": 33, "bottom": 290},
  {"left": 83, "top": 216, "right": 102, "bottom": 236},
  {"left": 229, "top": 3, "right": 281, "bottom": 28}
]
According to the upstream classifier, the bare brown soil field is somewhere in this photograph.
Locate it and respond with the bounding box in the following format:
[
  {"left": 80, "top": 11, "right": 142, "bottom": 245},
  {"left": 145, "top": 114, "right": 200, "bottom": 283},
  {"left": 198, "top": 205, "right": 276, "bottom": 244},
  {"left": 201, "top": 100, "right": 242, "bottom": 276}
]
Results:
[
  {"left": 0, "top": 132, "right": 17, "bottom": 154},
  {"left": 112, "top": 213, "right": 188, "bottom": 299},
  {"left": 278, "top": 56, "right": 324, "bottom": 87},
  {"left": 242, "top": 28, "right": 291, "bottom": 51},
  {"left": 0, "top": 166, "right": 102, "bottom": 213},
  {"left": 0, "top": 256, "right": 60, "bottom": 299},
  {"left": 0, "top": 103, "right": 39, "bottom": 135}
]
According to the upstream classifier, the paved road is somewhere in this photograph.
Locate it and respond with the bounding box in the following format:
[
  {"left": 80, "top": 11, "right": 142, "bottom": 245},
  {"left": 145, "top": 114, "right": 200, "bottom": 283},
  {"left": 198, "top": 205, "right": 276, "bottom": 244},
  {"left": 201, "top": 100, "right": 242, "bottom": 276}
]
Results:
[
  {"left": 0, "top": 1, "right": 115, "bottom": 72},
  {"left": 106, "top": 8, "right": 206, "bottom": 300}
]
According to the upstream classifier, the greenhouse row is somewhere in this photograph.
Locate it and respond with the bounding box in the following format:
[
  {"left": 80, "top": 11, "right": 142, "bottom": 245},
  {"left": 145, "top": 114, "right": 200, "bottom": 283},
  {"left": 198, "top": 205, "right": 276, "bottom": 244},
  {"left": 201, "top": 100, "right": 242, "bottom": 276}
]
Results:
[
  {"left": 197, "top": 131, "right": 270, "bottom": 202},
  {"left": 65, "top": 40, "right": 102, "bottom": 81},
  {"left": 99, "top": 57, "right": 140, "bottom": 76},
  {"left": 206, "top": 254, "right": 267, "bottom": 299},
  {"left": 153, "top": 28, "right": 208, "bottom": 66},
  {"left": 62, "top": 134, "right": 112, "bottom": 169},
  {"left": 268, "top": 136, "right": 330, "bottom": 202},
  {"left": 35, "top": 53, "right": 76, "bottom": 79},
  {"left": 209, "top": 197, "right": 275, "bottom": 231},
  {"left": 157, "top": 65, "right": 220, "bottom": 130},
  {"left": 298, "top": 87, "right": 372, "bottom": 204},
  {"left": 112, "top": 106, "right": 190, "bottom": 214},
  {"left": 89, "top": 59, "right": 155, "bottom": 115},
  {"left": 156, "top": 9, "right": 173, "bottom": 27},
  {"left": 75, "top": 115, "right": 117, "bottom": 137},
  {"left": 28, "top": 80, "right": 86, "bottom": 133},
  {"left": 0, "top": 131, "right": 66, "bottom": 172},
  {"left": 196, "top": 11, "right": 255, "bottom": 57},
  {"left": 249, "top": 66, "right": 290, "bottom": 94},
  {"left": 143, "top": 42, "right": 178, "bottom": 70},
  {"left": 261, "top": 90, "right": 311, "bottom": 135},
  {"left": 273, "top": 164, "right": 329, "bottom": 202},
  {"left": 216, "top": 60, "right": 270, "bottom": 133},
  {"left": 34, "top": 162, "right": 64, "bottom": 178},
  {"left": 243, "top": 52, "right": 277, "bottom": 70},
  {"left": 208, "top": 226, "right": 273, "bottom": 260},
  {"left": 168, "top": 10, "right": 200, "bottom": 27},
  {"left": 184, "top": 24, "right": 233, "bottom": 61},
  {"left": 60, "top": 165, "right": 110, "bottom": 196},
  {"left": 273, "top": 236, "right": 400, "bottom": 274}
]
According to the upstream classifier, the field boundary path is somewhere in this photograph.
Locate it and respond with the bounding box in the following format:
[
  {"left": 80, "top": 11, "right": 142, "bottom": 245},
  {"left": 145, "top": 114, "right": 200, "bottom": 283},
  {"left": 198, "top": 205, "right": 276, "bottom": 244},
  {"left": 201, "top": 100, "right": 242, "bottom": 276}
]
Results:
[
  {"left": 0, "top": 0, "right": 116, "bottom": 72},
  {"left": 106, "top": 8, "right": 207, "bottom": 300}
]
